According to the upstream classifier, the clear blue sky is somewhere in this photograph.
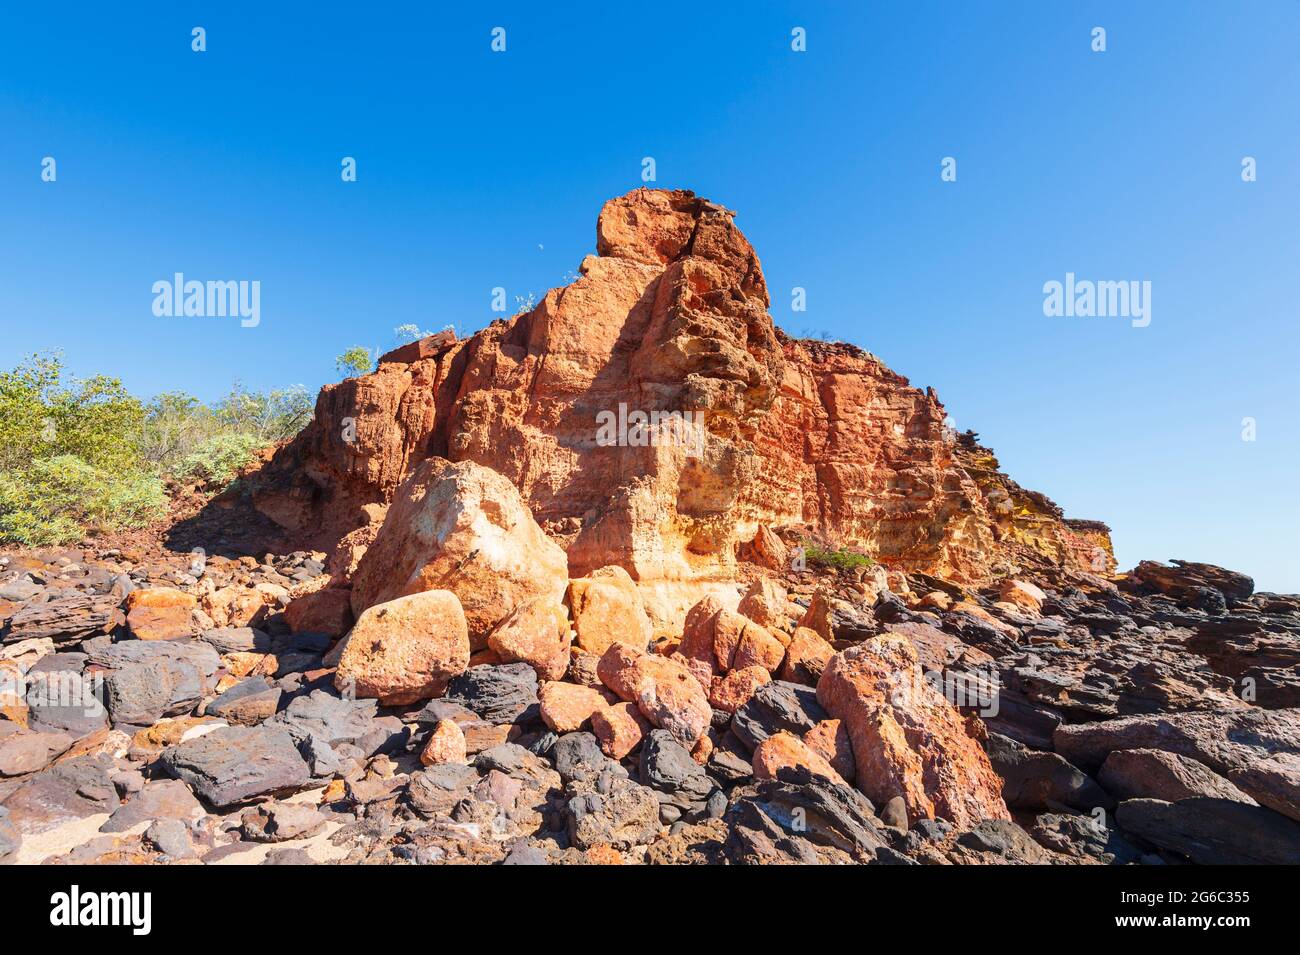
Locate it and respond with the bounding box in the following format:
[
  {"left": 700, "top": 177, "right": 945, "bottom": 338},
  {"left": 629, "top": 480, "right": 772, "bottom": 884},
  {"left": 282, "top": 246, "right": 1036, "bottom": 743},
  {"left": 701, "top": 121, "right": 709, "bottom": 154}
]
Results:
[{"left": 2, "top": 2, "right": 1297, "bottom": 591}]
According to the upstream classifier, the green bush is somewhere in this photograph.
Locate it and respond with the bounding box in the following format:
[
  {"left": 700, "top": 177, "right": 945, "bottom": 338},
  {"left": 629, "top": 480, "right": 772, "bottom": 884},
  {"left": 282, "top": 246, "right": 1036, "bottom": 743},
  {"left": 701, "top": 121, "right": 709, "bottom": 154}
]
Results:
[
  {"left": 0, "top": 454, "right": 167, "bottom": 546},
  {"left": 802, "top": 543, "right": 874, "bottom": 573},
  {"left": 174, "top": 432, "right": 264, "bottom": 486},
  {"left": 0, "top": 352, "right": 313, "bottom": 546},
  {"left": 335, "top": 346, "right": 374, "bottom": 378}
]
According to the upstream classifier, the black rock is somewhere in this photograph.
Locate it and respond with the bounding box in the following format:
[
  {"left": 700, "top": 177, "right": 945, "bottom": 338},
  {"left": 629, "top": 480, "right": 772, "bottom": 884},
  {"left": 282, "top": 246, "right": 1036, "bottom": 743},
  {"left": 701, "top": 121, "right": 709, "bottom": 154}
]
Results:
[
  {"left": 985, "top": 733, "right": 1113, "bottom": 812},
  {"left": 640, "top": 730, "right": 715, "bottom": 809},
  {"left": 551, "top": 732, "right": 622, "bottom": 784},
  {"left": 730, "top": 680, "right": 829, "bottom": 752},
  {"left": 443, "top": 663, "right": 538, "bottom": 724},
  {"left": 271, "top": 689, "right": 377, "bottom": 745},
  {"left": 1116, "top": 796, "right": 1300, "bottom": 865},
  {"left": 160, "top": 725, "right": 312, "bottom": 808}
]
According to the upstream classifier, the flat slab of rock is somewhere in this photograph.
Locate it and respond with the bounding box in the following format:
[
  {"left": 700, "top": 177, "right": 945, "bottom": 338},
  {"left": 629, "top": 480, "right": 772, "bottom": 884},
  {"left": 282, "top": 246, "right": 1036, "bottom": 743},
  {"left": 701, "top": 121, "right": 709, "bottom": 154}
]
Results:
[
  {"left": 3, "top": 594, "right": 122, "bottom": 644},
  {"left": 100, "top": 778, "right": 205, "bottom": 832},
  {"left": 1099, "top": 748, "right": 1257, "bottom": 805},
  {"left": 160, "top": 725, "right": 312, "bottom": 808},
  {"left": 0, "top": 727, "right": 73, "bottom": 777},
  {"left": 0, "top": 754, "right": 118, "bottom": 835},
  {"left": 271, "top": 689, "right": 377, "bottom": 745},
  {"left": 1054, "top": 707, "right": 1300, "bottom": 822},
  {"left": 1116, "top": 797, "right": 1300, "bottom": 865},
  {"left": 206, "top": 677, "right": 281, "bottom": 726},
  {"left": 444, "top": 663, "right": 539, "bottom": 724},
  {"left": 986, "top": 733, "right": 1111, "bottom": 811}
]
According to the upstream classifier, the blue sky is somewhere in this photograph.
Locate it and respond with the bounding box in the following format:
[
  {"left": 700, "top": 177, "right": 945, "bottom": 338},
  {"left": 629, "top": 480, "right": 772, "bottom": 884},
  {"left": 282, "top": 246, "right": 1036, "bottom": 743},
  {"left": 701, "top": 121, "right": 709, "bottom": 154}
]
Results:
[{"left": 2, "top": 2, "right": 1298, "bottom": 590}]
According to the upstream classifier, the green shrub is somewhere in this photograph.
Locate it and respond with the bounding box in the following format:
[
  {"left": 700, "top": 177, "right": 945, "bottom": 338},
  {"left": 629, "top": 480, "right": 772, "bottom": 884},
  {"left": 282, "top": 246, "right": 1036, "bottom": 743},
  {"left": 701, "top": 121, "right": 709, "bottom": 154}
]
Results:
[
  {"left": 0, "top": 352, "right": 313, "bottom": 546},
  {"left": 0, "top": 454, "right": 167, "bottom": 546},
  {"left": 174, "top": 432, "right": 264, "bottom": 487},
  {"left": 335, "top": 346, "right": 374, "bottom": 378},
  {"left": 802, "top": 543, "right": 874, "bottom": 573},
  {"left": 0, "top": 352, "right": 145, "bottom": 475}
]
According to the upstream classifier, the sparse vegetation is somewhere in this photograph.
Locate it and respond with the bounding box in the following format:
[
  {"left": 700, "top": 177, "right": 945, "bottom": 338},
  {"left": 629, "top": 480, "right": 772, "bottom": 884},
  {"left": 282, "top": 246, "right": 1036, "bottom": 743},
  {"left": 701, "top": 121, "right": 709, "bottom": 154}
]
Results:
[
  {"left": 0, "top": 352, "right": 313, "bottom": 546},
  {"left": 335, "top": 346, "right": 375, "bottom": 378},
  {"left": 802, "top": 542, "right": 874, "bottom": 573}
]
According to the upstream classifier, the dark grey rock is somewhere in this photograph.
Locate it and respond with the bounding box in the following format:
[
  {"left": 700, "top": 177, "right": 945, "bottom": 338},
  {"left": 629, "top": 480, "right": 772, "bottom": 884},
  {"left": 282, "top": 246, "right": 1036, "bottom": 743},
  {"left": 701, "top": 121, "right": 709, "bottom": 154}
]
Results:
[
  {"left": 240, "top": 802, "right": 326, "bottom": 842},
  {"left": 730, "top": 680, "right": 828, "bottom": 752},
  {"left": 84, "top": 638, "right": 220, "bottom": 680},
  {"left": 271, "top": 689, "right": 377, "bottom": 745},
  {"left": 199, "top": 627, "right": 270, "bottom": 653},
  {"left": 23, "top": 670, "right": 107, "bottom": 738},
  {"left": 0, "top": 576, "right": 42, "bottom": 602},
  {"left": 551, "top": 732, "right": 621, "bottom": 784},
  {"left": 986, "top": 733, "right": 1113, "bottom": 811},
  {"left": 262, "top": 847, "right": 317, "bottom": 864},
  {"left": 727, "top": 776, "right": 886, "bottom": 862},
  {"left": 443, "top": 663, "right": 538, "bottom": 723},
  {"left": 100, "top": 779, "right": 204, "bottom": 833},
  {"left": 1098, "top": 748, "right": 1256, "bottom": 805},
  {"left": 565, "top": 775, "right": 659, "bottom": 850},
  {"left": 0, "top": 806, "right": 19, "bottom": 863},
  {"left": 355, "top": 716, "right": 410, "bottom": 757},
  {"left": 640, "top": 730, "right": 715, "bottom": 811},
  {"left": 0, "top": 755, "right": 118, "bottom": 835},
  {"left": 3, "top": 593, "right": 121, "bottom": 644},
  {"left": 1028, "top": 811, "right": 1143, "bottom": 864},
  {"left": 105, "top": 658, "right": 203, "bottom": 726},
  {"left": 145, "top": 818, "right": 196, "bottom": 859},
  {"left": 160, "top": 725, "right": 312, "bottom": 808},
  {"left": 1116, "top": 797, "right": 1300, "bottom": 865},
  {"left": 412, "top": 699, "right": 477, "bottom": 725},
  {"left": 206, "top": 677, "right": 281, "bottom": 726},
  {"left": 298, "top": 734, "right": 342, "bottom": 778},
  {"left": 502, "top": 842, "right": 549, "bottom": 865}
]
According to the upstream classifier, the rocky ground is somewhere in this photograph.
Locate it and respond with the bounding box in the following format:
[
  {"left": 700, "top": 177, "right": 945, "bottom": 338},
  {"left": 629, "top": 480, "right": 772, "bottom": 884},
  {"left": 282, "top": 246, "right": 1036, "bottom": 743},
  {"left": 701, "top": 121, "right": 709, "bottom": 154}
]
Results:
[
  {"left": 3, "top": 189, "right": 1295, "bottom": 866},
  {"left": 2, "top": 514, "right": 1296, "bottom": 865}
]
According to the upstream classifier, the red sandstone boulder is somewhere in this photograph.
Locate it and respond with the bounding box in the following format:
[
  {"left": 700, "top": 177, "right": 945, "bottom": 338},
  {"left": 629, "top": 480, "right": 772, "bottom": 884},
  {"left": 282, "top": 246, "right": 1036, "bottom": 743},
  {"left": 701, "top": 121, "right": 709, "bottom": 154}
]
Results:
[
  {"left": 486, "top": 597, "right": 572, "bottom": 681},
  {"left": 816, "top": 634, "right": 1010, "bottom": 828},
  {"left": 752, "top": 731, "right": 845, "bottom": 786},
  {"left": 420, "top": 719, "right": 467, "bottom": 766},
  {"left": 732, "top": 625, "right": 786, "bottom": 674},
  {"left": 804, "top": 718, "right": 856, "bottom": 781},
  {"left": 591, "top": 701, "right": 651, "bottom": 759},
  {"left": 997, "top": 579, "right": 1046, "bottom": 613},
  {"left": 566, "top": 565, "right": 653, "bottom": 655},
  {"left": 738, "top": 525, "right": 789, "bottom": 573},
  {"left": 736, "top": 577, "right": 790, "bottom": 630},
  {"left": 677, "top": 595, "right": 723, "bottom": 672},
  {"left": 709, "top": 665, "right": 770, "bottom": 713},
  {"left": 334, "top": 590, "right": 470, "bottom": 705},
  {"left": 350, "top": 459, "right": 569, "bottom": 650},
  {"left": 778, "top": 627, "right": 835, "bottom": 686},
  {"left": 539, "top": 681, "right": 613, "bottom": 733},
  {"left": 597, "top": 643, "right": 711, "bottom": 746},
  {"left": 126, "top": 587, "right": 196, "bottom": 641},
  {"left": 284, "top": 587, "right": 354, "bottom": 637}
]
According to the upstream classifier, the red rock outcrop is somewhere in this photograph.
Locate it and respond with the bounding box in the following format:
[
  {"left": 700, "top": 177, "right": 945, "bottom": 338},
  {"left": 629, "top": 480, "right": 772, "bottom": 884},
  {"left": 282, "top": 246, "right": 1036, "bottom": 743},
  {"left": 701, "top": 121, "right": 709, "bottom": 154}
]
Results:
[
  {"left": 817, "top": 634, "right": 1011, "bottom": 828},
  {"left": 248, "top": 188, "right": 1113, "bottom": 623}
]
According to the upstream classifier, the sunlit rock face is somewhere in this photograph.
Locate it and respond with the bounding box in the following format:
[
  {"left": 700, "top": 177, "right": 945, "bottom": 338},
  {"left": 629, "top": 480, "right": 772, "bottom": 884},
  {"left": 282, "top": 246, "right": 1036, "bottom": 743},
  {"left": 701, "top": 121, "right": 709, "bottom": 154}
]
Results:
[{"left": 251, "top": 188, "right": 1112, "bottom": 623}]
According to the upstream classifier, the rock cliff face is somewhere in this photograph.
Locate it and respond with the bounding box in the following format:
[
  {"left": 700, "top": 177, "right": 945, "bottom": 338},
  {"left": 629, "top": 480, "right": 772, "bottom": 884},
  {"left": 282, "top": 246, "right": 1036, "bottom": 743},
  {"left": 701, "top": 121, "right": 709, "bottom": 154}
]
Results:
[{"left": 249, "top": 188, "right": 1112, "bottom": 619}]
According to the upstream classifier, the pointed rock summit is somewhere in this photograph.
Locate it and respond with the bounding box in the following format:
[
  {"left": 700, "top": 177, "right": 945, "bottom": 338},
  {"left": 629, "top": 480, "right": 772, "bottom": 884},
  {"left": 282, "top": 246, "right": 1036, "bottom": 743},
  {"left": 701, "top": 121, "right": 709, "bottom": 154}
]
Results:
[{"left": 249, "top": 188, "right": 1113, "bottom": 625}]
